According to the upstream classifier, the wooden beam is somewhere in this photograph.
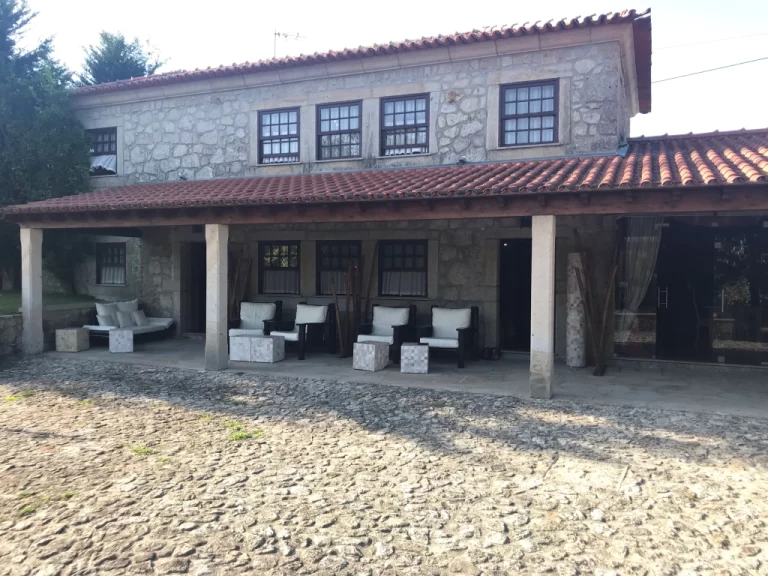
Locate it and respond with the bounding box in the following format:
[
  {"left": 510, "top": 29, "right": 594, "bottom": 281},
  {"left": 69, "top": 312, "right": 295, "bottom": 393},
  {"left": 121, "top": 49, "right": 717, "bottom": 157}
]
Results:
[
  {"left": 9, "top": 186, "right": 768, "bottom": 229},
  {"left": 625, "top": 191, "right": 634, "bottom": 203},
  {"left": 579, "top": 192, "right": 589, "bottom": 206}
]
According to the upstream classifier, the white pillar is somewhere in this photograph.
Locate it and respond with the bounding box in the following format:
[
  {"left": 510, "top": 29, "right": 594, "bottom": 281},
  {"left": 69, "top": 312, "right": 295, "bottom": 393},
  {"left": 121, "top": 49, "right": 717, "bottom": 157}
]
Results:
[
  {"left": 530, "top": 215, "right": 556, "bottom": 399},
  {"left": 20, "top": 227, "right": 44, "bottom": 355},
  {"left": 566, "top": 253, "right": 586, "bottom": 367},
  {"left": 205, "top": 224, "right": 229, "bottom": 370}
]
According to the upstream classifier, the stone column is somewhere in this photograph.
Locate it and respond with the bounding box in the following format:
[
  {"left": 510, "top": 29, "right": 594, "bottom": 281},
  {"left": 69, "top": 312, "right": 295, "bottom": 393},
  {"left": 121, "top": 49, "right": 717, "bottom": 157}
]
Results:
[
  {"left": 20, "top": 227, "right": 44, "bottom": 355},
  {"left": 530, "top": 215, "right": 556, "bottom": 399},
  {"left": 566, "top": 253, "right": 586, "bottom": 367},
  {"left": 205, "top": 224, "right": 229, "bottom": 370}
]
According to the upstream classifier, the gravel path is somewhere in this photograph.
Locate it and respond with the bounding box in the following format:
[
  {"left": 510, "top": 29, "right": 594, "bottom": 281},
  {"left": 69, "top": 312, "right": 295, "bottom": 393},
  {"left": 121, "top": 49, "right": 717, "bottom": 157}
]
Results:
[{"left": 0, "top": 356, "right": 766, "bottom": 576}]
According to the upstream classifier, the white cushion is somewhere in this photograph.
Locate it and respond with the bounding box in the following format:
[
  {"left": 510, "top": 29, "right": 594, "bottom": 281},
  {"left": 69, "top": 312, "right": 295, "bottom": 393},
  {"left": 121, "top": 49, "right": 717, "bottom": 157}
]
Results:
[
  {"left": 432, "top": 308, "right": 471, "bottom": 339},
  {"left": 420, "top": 337, "right": 459, "bottom": 349},
  {"left": 116, "top": 311, "right": 135, "bottom": 328},
  {"left": 357, "top": 334, "right": 394, "bottom": 345},
  {"left": 371, "top": 306, "right": 410, "bottom": 337},
  {"left": 96, "top": 313, "right": 116, "bottom": 327},
  {"left": 95, "top": 302, "right": 118, "bottom": 317},
  {"left": 240, "top": 302, "right": 276, "bottom": 330},
  {"left": 85, "top": 318, "right": 172, "bottom": 334},
  {"left": 132, "top": 310, "right": 149, "bottom": 326},
  {"left": 271, "top": 329, "right": 299, "bottom": 342},
  {"left": 116, "top": 299, "right": 139, "bottom": 312},
  {"left": 295, "top": 304, "right": 328, "bottom": 325},
  {"left": 146, "top": 317, "right": 174, "bottom": 329},
  {"left": 229, "top": 328, "right": 265, "bottom": 338}
]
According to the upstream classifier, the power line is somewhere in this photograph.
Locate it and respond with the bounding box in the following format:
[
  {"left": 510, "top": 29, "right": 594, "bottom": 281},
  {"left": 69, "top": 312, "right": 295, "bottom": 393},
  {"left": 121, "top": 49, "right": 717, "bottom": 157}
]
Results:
[
  {"left": 652, "top": 56, "right": 768, "bottom": 84},
  {"left": 656, "top": 31, "right": 768, "bottom": 50}
]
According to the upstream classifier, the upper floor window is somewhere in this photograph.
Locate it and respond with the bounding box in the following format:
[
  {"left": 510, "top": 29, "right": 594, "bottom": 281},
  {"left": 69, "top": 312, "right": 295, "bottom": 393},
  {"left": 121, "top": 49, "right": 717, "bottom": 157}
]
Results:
[
  {"left": 500, "top": 81, "right": 558, "bottom": 147},
  {"left": 317, "top": 241, "right": 361, "bottom": 295},
  {"left": 380, "top": 95, "right": 429, "bottom": 157},
  {"left": 258, "top": 108, "right": 300, "bottom": 164},
  {"left": 259, "top": 241, "right": 300, "bottom": 294},
  {"left": 96, "top": 243, "right": 126, "bottom": 285},
  {"left": 317, "top": 102, "right": 362, "bottom": 160},
  {"left": 88, "top": 128, "right": 117, "bottom": 175}
]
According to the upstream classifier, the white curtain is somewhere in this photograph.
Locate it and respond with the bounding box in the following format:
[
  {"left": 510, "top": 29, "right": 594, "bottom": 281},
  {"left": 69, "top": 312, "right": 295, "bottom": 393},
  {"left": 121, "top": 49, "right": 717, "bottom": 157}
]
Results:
[
  {"left": 320, "top": 270, "right": 348, "bottom": 296},
  {"left": 381, "top": 271, "right": 426, "bottom": 297},
  {"left": 616, "top": 217, "right": 663, "bottom": 342},
  {"left": 263, "top": 270, "right": 300, "bottom": 294},
  {"left": 99, "top": 265, "right": 125, "bottom": 285},
  {"left": 90, "top": 154, "right": 117, "bottom": 174}
]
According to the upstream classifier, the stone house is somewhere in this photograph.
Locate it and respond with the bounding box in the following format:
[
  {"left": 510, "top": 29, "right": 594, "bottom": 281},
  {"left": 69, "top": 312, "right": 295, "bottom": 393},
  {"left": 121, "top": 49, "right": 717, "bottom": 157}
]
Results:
[{"left": 5, "top": 8, "right": 768, "bottom": 396}]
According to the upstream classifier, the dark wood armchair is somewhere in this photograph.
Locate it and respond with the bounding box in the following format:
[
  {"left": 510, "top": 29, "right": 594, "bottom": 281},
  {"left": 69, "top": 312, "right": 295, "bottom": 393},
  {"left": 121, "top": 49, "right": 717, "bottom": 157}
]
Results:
[
  {"left": 357, "top": 304, "right": 417, "bottom": 364},
  {"left": 417, "top": 306, "right": 479, "bottom": 368},
  {"left": 265, "top": 302, "right": 336, "bottom": 360}
]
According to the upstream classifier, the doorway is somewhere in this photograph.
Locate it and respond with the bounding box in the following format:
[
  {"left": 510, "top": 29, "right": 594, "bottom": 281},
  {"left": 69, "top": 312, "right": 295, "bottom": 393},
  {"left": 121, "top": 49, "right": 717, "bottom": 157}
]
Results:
[
  {"left": 499, "top": 239, "right": 532, "bottom": 351},
  {"left": 187, "top": 242, "right": 206, "bottom": 334},
  {"left": 655, "top": 221, "right": 715, "bottom": 361}
]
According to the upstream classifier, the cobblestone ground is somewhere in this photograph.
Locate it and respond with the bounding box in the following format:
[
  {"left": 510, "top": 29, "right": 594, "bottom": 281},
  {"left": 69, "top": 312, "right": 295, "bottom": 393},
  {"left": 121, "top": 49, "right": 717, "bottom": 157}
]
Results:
[{"left": 0, "top": 357, "right": 767, "bottom": 576}]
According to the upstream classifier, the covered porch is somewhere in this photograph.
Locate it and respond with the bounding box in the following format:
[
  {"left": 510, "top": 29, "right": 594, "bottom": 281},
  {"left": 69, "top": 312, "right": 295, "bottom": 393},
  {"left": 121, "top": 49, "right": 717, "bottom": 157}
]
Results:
[
  {"left": 47, "top": 337, "right": 768, "bottom": 419},
  {"left": 5, "top": 131, "right": 768, "bottom": 401}
]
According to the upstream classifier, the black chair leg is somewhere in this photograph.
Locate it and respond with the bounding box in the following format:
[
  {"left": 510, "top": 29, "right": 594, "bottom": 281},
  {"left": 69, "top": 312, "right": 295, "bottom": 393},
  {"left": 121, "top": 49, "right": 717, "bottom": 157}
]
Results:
[{"left": 298, "top": 325, "right": 306, "bottom": 360}]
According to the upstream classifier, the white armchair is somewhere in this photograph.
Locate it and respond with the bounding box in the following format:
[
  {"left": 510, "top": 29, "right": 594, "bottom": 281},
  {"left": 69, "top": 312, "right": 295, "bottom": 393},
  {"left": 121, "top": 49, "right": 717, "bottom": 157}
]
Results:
[
  {"left": 418, "top": 306, "right": 479, "bottom": 368},
  {"left": 228, "top": 301, "right": 282, "bottom": 338}
]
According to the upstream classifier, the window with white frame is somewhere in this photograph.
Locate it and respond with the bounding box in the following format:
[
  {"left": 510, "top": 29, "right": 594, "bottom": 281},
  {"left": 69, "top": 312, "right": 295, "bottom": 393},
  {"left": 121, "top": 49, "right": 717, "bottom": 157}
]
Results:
[
  {"left": 258, "top": 108, "right": 300, "bottom": 164},
  {"left": 500, "top": 81, "right": 558, "bottom": 147}
]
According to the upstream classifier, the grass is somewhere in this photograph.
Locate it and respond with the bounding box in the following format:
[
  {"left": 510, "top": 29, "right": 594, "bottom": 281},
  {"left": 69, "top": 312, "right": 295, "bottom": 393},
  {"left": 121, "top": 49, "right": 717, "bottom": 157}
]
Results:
[
  {"left": 221, "top": 419, "right": 246, "bottom": 432},
  {"left": 229, "top": 429, "right": 263, "bottom": 442},
  {"left": 0, "top": 291, "right": 95, "bottom": 315},
  {"left": 129, "top": 445, "right": 155, "bottom": 456},
  {"left": 19, "top": 504, "right": 36, "bottom": 516},
  {"left": 77, "top": 399, "right": 93, "bottom": 407},
  {"left": 5, "top": 390, "right": 36, "bottom": 402},
  {"left": 197, "top": 413, "right": 217, "bottom": 422},
  {"left": 17, "top": 491, "right": 35, "bottom": 499},
  {"left": 59, "top": 491, "right": 77, "bottom": 501}
]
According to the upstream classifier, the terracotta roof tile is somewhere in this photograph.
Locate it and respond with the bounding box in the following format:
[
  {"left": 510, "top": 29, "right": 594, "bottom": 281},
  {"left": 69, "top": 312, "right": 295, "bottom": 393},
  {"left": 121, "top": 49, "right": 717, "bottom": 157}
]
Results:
[
  {"left": 5, "top": 129, "right": 768, "bottom": 216},
  {"left": 73, "top": 9, "right": 651, "bottom": 113}
]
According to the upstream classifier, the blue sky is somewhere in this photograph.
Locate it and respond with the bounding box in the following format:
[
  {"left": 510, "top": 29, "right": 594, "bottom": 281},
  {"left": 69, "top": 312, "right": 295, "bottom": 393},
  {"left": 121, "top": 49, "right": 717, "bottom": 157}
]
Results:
[{"left": 24, "top": 0, "right": 768, "bottom": 137}]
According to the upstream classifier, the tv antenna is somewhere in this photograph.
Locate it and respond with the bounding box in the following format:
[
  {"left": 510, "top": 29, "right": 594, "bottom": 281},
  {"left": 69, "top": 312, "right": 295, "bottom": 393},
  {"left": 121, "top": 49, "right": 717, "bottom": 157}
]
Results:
[{"left": 274, "top": 30, "right": 308, "bottom": 58}]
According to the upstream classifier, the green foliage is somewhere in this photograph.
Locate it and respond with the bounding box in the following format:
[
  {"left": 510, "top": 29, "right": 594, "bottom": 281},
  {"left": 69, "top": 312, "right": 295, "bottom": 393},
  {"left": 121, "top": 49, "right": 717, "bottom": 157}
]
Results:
[
  {"left": 129, "top": 444, "right": 155, "bottom": 456},
  {"left": 229, "top": 431, "right": 261, "bottom": 441},
  {"left": 79, "top": 31, "right": 164, "bottom": 85},
  {"left": 0, "top": 0, "right": 91, "bottom": 277}
]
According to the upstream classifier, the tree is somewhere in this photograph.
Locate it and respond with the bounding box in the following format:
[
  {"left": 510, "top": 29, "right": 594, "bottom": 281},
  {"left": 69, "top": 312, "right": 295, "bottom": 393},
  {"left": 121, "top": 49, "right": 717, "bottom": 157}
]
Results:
[
  {"left": 79, "top": 32, "right": 163, "bottom": 85},
  {"left": 0, "top": 0, "right": 92, "bottom": 286}
]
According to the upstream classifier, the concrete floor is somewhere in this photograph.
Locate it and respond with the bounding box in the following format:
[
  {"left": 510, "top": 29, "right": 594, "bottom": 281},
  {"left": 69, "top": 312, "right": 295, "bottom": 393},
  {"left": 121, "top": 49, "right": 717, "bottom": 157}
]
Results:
[{"left": 49, "top": 338, "right": 768, "bottom": 419}]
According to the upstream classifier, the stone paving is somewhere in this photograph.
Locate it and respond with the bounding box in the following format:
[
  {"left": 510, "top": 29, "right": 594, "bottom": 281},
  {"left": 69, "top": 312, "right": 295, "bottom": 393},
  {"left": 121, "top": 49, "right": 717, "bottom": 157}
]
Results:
[{"left": 0, "top": 357, "right": 767, "bottom": 576}]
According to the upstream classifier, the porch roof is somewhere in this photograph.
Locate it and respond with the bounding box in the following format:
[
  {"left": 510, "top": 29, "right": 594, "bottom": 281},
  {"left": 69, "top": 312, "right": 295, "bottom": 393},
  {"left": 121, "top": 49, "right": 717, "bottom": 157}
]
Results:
[{"left": 4, "top": 129, "right": 768, "bottom": 218}]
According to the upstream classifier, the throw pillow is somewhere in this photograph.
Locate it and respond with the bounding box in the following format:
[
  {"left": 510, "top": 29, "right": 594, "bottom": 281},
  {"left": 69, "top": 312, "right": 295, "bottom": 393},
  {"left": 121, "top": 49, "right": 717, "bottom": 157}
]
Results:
[
  {"left": 132, "top": 310, "right": 149, "bottom": 326},
  {"left": 95, "top": 302, "right": 118, "bottom": 317},
  {"left": 96, "top": 314, "right": 117, "bottom": 327},
  {"left": 116, "top": 311, "right": 136, "bottom": 328},
  {"left": 116, "top": 299, "right": 139, "bottom": 312}
]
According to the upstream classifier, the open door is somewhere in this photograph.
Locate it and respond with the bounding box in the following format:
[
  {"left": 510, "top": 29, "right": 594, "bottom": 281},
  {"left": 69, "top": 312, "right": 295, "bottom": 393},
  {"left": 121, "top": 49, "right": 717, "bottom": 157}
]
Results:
[{"left": 499, "top": 239, "right": 532, "bottom": 351}]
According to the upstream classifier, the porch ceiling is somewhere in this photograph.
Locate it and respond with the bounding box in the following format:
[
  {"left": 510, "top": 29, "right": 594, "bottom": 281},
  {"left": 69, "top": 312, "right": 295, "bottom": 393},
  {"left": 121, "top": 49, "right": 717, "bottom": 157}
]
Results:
[{"left": 4, "top": 129, "right": 768, "bottom": 228}]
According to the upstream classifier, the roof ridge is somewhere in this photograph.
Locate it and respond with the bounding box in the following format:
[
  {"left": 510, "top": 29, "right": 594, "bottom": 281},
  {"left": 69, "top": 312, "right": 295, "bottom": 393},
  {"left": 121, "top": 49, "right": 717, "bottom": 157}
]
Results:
[
  {"left": 630, "top": 127, "right": 768, "bottom": 142},
  {"left": 73, "top": 8, "right": 649, "bottom": 97}
]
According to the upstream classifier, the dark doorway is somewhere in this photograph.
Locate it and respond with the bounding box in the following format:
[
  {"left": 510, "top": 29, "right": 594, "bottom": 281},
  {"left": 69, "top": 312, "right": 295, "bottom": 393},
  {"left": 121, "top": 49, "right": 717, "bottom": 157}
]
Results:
[
  {"left": 187, "top": 242, "right": 206, "bottom": 334},
  {"left": 655, "top": 221, "right": 715, "bottom": 361},
  {"left": 499, "top": 239, "right": 532, "bottom": 351}
]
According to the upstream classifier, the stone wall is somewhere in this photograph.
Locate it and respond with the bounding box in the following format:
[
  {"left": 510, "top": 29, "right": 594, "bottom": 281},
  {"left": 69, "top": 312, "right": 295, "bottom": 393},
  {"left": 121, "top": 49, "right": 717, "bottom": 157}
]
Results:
[
  {"left": 75, "top": 40, "right": 631, "bottom": 186},
  {"left": 0, "top": 314, "right": 22, "bottom": 356},
  {"left": 0, "top": 304, "right": 97, "bottom": 356}
]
